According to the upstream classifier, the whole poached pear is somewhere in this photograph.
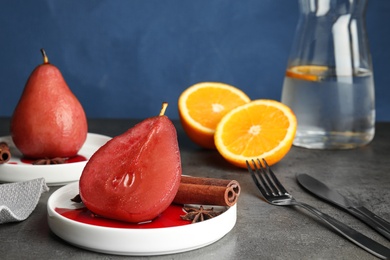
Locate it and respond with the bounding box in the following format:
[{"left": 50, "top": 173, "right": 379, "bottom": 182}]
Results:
[
  {"left": 11, "top": 49, "right": 87, "bottom": 159},
  {"left": 79, "top": 103, "right": 182, "bottom": 223}
]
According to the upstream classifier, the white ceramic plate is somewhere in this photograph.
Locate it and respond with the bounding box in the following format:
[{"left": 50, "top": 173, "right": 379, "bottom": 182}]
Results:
[
  {"left": 47, "top": 182, "right": 237, "bottom": 256},
  {"left": 0, "top": 133, "right": 111, "bottom": 186}
]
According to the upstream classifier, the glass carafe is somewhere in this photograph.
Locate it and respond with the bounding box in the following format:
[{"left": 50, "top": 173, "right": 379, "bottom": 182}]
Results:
[{"left": 281, "top": 0, "right": 375, "bottom": 149}]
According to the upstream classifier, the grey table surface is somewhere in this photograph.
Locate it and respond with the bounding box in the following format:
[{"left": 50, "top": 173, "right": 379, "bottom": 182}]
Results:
[{"left": 1, "top": 117, "right": 389, "bottom": 260}]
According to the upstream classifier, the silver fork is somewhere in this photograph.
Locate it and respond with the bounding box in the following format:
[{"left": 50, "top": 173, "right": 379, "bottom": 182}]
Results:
[{"left": 246, "top": 158, "right": 390, "bottom": 260}]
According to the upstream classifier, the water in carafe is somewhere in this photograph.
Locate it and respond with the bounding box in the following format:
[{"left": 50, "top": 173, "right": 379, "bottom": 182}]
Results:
[{"left": 281, "top": 0, "right": 375, "bottom": 149}]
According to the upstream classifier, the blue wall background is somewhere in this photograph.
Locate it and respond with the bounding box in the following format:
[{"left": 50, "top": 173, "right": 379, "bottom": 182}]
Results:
[{"left": 1, "top": 0, "right": 389, "bottom": 121}]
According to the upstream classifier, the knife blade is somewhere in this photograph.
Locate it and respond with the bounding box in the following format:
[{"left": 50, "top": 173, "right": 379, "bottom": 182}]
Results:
[{"left": 297, "top": 173, "right": 390, "bottom": 241}]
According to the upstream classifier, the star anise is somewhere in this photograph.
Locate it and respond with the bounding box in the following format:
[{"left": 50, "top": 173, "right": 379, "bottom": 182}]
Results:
[
  {"left": 33, "top": 157, "right": 67, "bottom": 165},
  {"left": 180, "top": 206, "right": 223, "bottom": 223},
  {"left": 70, "top": 194, "right": 82, "bottom": 203}
]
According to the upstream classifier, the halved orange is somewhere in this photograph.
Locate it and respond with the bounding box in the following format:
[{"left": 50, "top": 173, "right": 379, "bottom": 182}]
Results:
[
  {"left": 286, "top": 65, "right": 328, "bottom": 81},
  {"left": 178, "top": 82, "right": 251, "bottom": 149},
  {"left": 214, "top": 99, "right": 297, "bottom": 168}
]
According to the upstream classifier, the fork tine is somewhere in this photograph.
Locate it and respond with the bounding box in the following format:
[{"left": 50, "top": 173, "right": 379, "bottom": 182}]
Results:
[
  {"left": 253, "top": 159, "right": 275, "bottom": 195},
  {"left": 261, "top": 158, "right": 288, "bottom": 195},
  {"left": 257, "top": 159, "right": 280, "bottom": 195},
  {"left": 247, "top": 159, "right": 275, "bottom": 196},
  {"left": 246, "top": 160, "right": 267, "bottom": 196}
]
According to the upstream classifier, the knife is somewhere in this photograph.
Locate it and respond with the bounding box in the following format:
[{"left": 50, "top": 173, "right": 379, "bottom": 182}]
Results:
[{"left": 297, "top": 173, "right": 390, "bottom": 241}]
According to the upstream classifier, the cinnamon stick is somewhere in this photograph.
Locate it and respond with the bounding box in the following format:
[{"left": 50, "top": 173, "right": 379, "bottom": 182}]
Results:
[
  {"left": 0, "top": 142, "right": 11, "bottom": 164},
  {"left": 173, "top": 176, "right": 241, "bottom": 207}
]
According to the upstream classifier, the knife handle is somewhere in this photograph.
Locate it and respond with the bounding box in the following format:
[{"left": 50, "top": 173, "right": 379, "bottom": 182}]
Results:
[
  {"left": 349, "top": 206, "right": 390, "bottom": 241},
  {"left": 296, "top": 202, "right": 390, "bottom": 259}
]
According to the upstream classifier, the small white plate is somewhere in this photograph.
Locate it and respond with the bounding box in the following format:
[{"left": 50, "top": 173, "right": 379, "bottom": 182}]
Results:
[
  {"left": 47, "top": 182, "right": 237, "bottom": 256},
  {"left": 0, "top": 133, "right": 111, "bottom": 186}
]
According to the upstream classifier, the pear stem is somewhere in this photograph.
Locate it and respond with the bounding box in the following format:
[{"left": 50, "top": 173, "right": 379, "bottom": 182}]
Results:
[
  {"left": 40, "top": 49, "right": 49, "bottom": 64},
  {"left": 159, "top": 102, "right": 168, "bottom": 116}
]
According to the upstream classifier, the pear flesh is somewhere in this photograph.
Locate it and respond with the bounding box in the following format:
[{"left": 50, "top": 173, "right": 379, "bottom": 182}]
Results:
[
  {"left": 79, "top": 106, "right": 182, "bottom": 223},
  {"left": 10, "top": 49, "right": 87, "bottom": 159}
]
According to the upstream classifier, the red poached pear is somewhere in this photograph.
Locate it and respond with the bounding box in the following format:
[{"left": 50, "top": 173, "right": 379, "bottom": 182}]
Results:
[
  {"left": 79, "top": 103, "right": 182, "bottom": 223},
  {"left": 10, "top": 49, "right": 87, "bottom": 159}
]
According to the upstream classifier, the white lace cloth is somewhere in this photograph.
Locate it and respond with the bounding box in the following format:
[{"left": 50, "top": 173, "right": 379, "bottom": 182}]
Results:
[{"left": 0, "top": 178, "right": 49, "bottom": 224}]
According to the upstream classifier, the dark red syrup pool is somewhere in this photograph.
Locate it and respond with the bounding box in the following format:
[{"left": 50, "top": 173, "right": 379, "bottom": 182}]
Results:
[
  {"left": 21, "top": 155, "right": 87, "bottom": 164},
  {"left": 55, "top": 204, "right": 191, "bottom": 229}
]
